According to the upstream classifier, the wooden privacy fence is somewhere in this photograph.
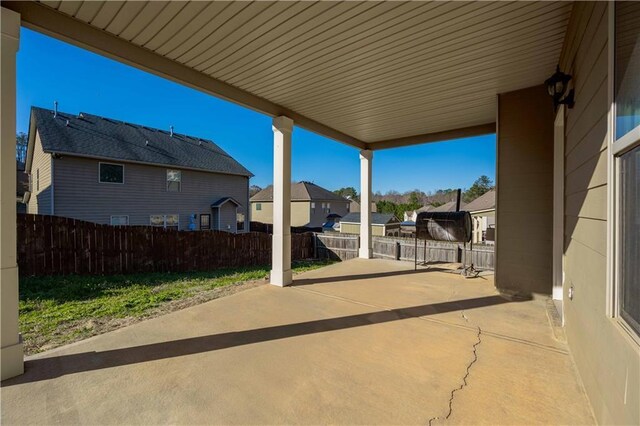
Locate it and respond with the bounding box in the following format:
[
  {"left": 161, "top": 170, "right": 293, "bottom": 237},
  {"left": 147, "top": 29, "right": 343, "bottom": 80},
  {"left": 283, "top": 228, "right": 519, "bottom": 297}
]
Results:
[
  {"left": 315, "top": 233, "right": 494, "bottom": 269},
  {"left": 17, "top": 214, "right": 314, "bottom": 276},
  {"left": 314, "top": 233, "right": 359, "bottom": 261}
]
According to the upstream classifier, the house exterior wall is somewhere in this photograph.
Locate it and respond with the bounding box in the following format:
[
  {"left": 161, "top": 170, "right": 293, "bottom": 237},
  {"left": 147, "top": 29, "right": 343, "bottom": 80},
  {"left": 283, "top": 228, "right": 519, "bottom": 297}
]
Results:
[
  {"left": 217, "top": 202, "right": 237, "bottom": 232},
  {"left": 560, "top": 3, "right": 638, "bottom": 425},
  {"left": 291, "top": 202, "right": 311, "bottom": 227},
  {"left": 250, "top": 200, "right": 349, "bottom": 228},
  {"left": 251, "top": 201, "right": 309, "bottom": 227},
  {"left": 496, "top": 85, "right": 554, "bottom": 295},
  {"left": 26, "top": 131, "right": 52, "bottom": 215},
  {"left": 50, "top": 155, "right": 249, "bottom": 232},
  {"left": 308, "top": 200, "right": 349, "bottom": 228},
  {"left": 340, "top": 222, "right": 385, "bottom": 236}
]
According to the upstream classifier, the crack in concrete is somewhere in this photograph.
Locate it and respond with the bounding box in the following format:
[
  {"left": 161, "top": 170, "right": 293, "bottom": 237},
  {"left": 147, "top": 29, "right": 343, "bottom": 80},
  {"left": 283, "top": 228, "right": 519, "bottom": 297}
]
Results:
[{"left": 427, "top": 311, "right": 482, "bottom": 426}]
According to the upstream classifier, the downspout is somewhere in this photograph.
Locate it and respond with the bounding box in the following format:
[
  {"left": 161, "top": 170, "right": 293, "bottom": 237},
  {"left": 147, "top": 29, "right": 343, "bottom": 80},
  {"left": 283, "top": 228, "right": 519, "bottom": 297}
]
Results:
[{"left": 50, "top": 154, "right": 54, "bottom": 215}]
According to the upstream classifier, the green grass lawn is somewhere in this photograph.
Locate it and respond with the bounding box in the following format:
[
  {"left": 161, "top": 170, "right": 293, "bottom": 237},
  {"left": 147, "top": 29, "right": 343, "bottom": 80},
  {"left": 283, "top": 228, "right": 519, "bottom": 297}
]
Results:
[{"left": 19, "top": 260, "right": 333, "bottom": 355}]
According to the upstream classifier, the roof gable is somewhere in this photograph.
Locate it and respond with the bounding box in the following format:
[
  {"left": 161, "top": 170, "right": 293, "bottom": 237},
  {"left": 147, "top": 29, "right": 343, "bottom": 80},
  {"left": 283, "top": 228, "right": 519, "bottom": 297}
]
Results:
[
  {"left": 464, "top": 190, "right": 496, "bottom": 212},
  {"left": 250, "top": 181, "right": 348, "bottom": 202},
  {"left": 431, "top": 200, "right": 465, "bottom": 212},
  {"left": 341, "top": 212, "right": 399, "bottom": 225},
  {"left": 31, "top": 107, "right": 252, "bottom": 177}
]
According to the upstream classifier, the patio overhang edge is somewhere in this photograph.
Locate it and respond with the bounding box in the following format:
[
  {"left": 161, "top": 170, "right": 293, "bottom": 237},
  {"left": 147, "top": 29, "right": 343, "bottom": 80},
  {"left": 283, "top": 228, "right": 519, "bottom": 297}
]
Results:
[
  {"left": 3, "top": 1, "right": 368, "bottom": 150},
  {"left": 369, "top": 122, "right": 496, "bottom": 150}
]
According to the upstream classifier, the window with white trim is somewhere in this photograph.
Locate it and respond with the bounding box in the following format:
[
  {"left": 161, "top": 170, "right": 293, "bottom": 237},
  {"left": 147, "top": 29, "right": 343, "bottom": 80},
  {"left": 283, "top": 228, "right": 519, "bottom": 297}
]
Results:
[
  {"left": 614, "top": 1, "right": 640, "bottom": 337},
  {"left": 110, "top": 215, "right": 129, "bottom": 226},
  {"left": 99, "top": 162, "right": 124, "bottom": 184},
  {"left": 150, "top": 214, "right": 180, "bottom": 229},
  {"left": 167, "top": 169, "right": 181, "bottom": 192}
]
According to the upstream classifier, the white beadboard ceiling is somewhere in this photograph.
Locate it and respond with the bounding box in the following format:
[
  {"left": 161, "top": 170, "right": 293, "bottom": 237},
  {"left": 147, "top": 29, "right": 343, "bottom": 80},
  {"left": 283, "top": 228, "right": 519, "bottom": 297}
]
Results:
[{"left": 19, "top": 1, "right": 572, "bottom": 148}]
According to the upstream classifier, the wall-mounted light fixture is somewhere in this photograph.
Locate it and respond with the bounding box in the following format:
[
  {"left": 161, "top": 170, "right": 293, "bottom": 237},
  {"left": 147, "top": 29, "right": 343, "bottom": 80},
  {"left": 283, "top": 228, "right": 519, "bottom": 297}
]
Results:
[{"left": 545, "top": 65, "right": 575, "bottom": 110}]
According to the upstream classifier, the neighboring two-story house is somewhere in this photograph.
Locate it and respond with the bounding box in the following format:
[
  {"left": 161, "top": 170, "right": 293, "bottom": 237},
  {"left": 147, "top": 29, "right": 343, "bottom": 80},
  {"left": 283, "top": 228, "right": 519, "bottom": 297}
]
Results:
[
  {"left": 25, "top": 106, "right": 252, "bottom": 232},
  {"left": 464, "top": 190, "right": 496, "bottom": 244},
  {"left": 250, "top": 181, "right": 349, "bottom": 228}
]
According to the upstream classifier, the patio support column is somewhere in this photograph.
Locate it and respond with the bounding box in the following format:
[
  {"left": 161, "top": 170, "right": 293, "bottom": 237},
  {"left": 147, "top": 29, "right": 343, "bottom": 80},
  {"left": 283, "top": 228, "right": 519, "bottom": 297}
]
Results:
[
  {"left": 270, "top": 116, "right": 293, "bottom": 286},
  {"left": 0, "top": 7, "right": 24, "bottom": 380},
  {"left": 359, "top": 150, "right": 373, "bottom": 259}
]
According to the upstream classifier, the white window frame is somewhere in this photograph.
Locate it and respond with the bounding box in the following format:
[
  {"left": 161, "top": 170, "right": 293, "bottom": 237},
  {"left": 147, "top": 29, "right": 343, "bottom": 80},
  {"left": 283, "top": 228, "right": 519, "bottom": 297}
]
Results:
[
  {"left": 150, "top": 214, "right": 180, "bottom": 229},
  {"left": 110, "top": 215, "right": 129, "bottom": 226},
  {"left": 608, "top": 1, "right": 640, "bottom": 343},
  {"left": 165, "top": 213, "right": 180, "bottom": 229},
  {"left": 98, "top": 162, "right": 125, "bottom": 184},
  {"left": 166, "top": 169, "right": 181, "bottom": 192}
]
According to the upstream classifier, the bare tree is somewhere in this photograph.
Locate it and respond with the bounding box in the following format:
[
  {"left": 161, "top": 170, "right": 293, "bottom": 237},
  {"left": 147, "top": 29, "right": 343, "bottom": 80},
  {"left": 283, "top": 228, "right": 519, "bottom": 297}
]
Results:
[{"left": 16, "top": 132, "right": 28, "bottom": 168}]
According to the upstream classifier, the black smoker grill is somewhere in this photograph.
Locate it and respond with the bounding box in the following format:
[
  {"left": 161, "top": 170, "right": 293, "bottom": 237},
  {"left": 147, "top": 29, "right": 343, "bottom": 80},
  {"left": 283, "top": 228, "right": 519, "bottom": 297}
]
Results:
[{"left": 414, "top": 211, "right": 477, "bottom": 276}]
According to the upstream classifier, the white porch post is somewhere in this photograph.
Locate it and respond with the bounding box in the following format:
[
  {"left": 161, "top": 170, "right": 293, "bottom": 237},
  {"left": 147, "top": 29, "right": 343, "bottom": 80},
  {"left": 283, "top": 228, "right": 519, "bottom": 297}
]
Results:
[
  {"left": 359, "top": 150, "right": 373, "bottom": 259},
  {"left": 270, "top": 116, "right": 293, "bottom": 286},
  {"left": 1, "top": 7, "right": 24, "bottom": 380}
]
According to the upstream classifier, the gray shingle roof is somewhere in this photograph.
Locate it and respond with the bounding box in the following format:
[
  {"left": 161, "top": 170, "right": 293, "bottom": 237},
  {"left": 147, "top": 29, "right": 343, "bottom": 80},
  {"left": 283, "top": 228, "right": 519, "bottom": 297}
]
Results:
[
  {"left": 250, "top": 181, "right": 348, "bottom": 202},
  {"left": 431, "top": 200, "right": 466, "bottom": 212},
  {"left": 340, "top": 212, "right": 399, "bottom": 225},
  {"left": 211, "top": 197, "right": 242, "bottom": 208},
  {"left": 464, "top": 190, "right": 495, "bottom": 212},
  {"left": 30, "top": 107, "right": 252, "bottom": 177}
]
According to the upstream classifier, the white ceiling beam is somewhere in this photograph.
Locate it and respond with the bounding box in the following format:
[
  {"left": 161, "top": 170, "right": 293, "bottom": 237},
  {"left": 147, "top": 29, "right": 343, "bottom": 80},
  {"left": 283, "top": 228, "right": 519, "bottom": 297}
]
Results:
[{"left": 368, "top": 123, "right": 496, "bottom": 150}]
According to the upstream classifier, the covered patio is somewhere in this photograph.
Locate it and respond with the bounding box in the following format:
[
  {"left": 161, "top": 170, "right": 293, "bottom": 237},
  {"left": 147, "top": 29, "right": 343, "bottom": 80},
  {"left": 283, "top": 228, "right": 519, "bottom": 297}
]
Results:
[
  {"left": 1, "top": 259, "right": 593, "bottom": 424},
  {"left": 2, "top": 2, "right": 638, "bottom": 424}
]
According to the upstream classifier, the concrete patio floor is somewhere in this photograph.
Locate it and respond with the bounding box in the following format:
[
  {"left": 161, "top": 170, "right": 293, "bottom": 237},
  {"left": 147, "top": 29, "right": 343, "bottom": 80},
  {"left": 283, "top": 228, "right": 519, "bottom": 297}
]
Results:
[{"left": 1, "top": 259, "right": 594, "bottom": 425}]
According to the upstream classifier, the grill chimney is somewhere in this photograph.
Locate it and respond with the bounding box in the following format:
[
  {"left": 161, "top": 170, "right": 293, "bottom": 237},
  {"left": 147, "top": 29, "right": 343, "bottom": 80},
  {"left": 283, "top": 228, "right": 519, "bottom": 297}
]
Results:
[{"left": 54, "top": 101, "right": 58, "bottom": 117}]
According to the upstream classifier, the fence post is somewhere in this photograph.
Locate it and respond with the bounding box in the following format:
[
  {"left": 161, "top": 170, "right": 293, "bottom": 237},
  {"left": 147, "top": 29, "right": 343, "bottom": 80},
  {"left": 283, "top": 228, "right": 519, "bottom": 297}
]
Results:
[
  {"left": 395, "top": 241, "right": 400, "bottom": 261},
  {"left": 313, "top": 233, "right": 317, "bottom": 259}
]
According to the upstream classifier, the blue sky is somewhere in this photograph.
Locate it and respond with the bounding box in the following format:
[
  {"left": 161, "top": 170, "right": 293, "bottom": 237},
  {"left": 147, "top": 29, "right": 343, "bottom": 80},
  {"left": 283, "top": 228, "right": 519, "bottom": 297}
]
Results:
[{"left": 17, "top": 28, "right": 496, "bottom": 194}]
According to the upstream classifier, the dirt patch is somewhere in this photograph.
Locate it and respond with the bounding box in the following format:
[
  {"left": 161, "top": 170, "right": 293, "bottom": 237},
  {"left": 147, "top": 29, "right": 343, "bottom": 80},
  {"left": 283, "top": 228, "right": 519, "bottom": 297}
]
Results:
[{"left": 25, "top": 279, "right": 266, "bottom": 356}]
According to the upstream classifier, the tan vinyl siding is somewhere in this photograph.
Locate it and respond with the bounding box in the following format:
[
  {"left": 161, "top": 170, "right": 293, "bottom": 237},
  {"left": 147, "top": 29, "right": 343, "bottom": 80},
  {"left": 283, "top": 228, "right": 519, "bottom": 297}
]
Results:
[
  {"left": 251, "top": 200, "right": 273, "bottom": 224},
  {"left": 560, "top": 3, "right": 639, "bottom": 425},
  {"left": 250, "top": 201, "right": 309, "bottom": 227},
  {"left": 250, "top": 200, "right": 349, "bottom": 228},
  {"left": 340, "top": 222, "right": 385, "bottom": 237},
  {"left": 27, "top": 131, "right": 52, "bottom": 215},
  {"left": 52, "top": 156, "right": 249, "bottom": 232},
  {"left": 496, "top": 85, "right": 554, "bottom": 295},
  {"left": 291, "top": 202, "right": 310, "bottom": 227}
]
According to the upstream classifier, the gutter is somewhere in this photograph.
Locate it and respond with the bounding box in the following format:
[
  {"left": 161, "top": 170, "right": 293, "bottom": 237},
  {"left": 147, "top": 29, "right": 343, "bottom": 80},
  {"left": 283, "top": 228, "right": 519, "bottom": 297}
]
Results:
[
  {"left": 50, "top": 155, "right": 54, "bottom": 215},
  {"left": 43, "top": 150, "right": 253, "bottom": 178}
]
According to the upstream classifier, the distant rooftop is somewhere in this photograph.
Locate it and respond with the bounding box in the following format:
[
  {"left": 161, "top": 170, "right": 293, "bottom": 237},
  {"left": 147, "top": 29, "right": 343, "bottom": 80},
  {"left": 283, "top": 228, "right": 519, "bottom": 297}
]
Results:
[
  {"left": 341, "top": 212, "right": 399, "bottom": 225},
  {"left": 464, "top": 190, "right": 496, "bottom": 212},
  {"left": 431, "top": 200, "right": 466, "bottom": 212},
  {"left": 250, "top": 181, "right": 347, "bottom": 202}
]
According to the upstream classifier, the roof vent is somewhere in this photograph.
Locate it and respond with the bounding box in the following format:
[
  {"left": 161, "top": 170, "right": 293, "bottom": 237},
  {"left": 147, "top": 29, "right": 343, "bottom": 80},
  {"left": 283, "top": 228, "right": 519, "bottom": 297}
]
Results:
[
  {"left": 170, "top": 125, "right": 174, "bottom": 137},
  {"left": 53, "top": 101, "right": 58, "bottom": 118},
  {"left": 145, "top": 140, "right": 149, "bottom": 146},
  {"left": 198, "top": 140, "right": 202, "bottom": 146},
  {"left": 77, "top": 113, "right": 84, "bottom": 119},
  {"left": 65, "top": 119, "right": 69, "bottom": 127}
]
